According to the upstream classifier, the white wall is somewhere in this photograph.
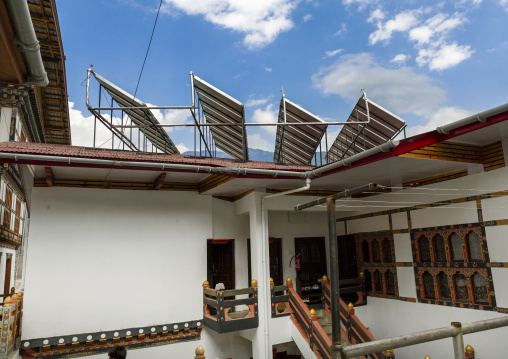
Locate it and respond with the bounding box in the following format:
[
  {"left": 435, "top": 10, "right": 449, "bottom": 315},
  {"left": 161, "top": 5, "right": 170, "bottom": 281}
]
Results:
[
  {"left": 0, "top": 107, "right": 12, "bottom": 143},
  {"left": 362, "top": 297, "right": 508, "bottom": 359},
  {"left": 24, "top": 187, "right": 224, "bottom": 338}
]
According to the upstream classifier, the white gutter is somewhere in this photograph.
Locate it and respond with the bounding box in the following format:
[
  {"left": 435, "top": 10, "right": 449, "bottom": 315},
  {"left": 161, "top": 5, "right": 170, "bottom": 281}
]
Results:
[
  {"left": 260, "top": 178, "right": 311, "bottom": 358},
  {"left": 436, "top": 103, "right": 508, "bottom": 135},
  {"left": 0, "top": 140, "right": 399, "bottom": 180},
  {"left": 308, "top": 140, "right": 399, "bottom": 177},
  {"left": 6, "top": 0, "right": 49, "bottom": 86}
]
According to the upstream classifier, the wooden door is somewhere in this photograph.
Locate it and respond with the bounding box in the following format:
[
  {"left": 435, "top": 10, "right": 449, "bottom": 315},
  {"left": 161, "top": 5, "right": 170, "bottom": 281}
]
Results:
[
  {"left": 338, "top": 235, "right": 358, "bottom": 280},
  {"left": 294, "top": 237, "right": 327, "bottom": 284},
  {"left": 207, "top": 239, "right": 235, "bottom": 290},
  {"left": 269, "top": 238, "right": 283, "bottom": 286},
  {"left": 4, "top": 256, "right": 12, "bottom": 295}
]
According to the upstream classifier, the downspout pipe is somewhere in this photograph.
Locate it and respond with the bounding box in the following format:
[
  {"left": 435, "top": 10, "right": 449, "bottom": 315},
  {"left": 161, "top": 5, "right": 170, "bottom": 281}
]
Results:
[
  {"left": 436, "top": 103, "right": 508, "bottom": 135},
  {"left": 6, "top": 0, "right": 49, "bottom": 87},
  {"left": 260, "top": 178, "right": 311, "bottom": 358}
]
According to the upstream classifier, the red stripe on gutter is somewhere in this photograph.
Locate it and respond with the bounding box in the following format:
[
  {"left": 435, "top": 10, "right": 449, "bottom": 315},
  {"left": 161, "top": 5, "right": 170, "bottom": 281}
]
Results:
[{"left": 318, "top": 110, "right": 508, "bottom": 178}]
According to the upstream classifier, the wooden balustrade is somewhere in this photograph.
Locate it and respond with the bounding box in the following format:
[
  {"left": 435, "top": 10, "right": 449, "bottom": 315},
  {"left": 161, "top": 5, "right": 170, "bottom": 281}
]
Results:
[
  {"left": 322, "top": 277, "right": 384, "bottom": 359},
  {"left": 202, "top": 280, "right": 258, "bottom": 334},
  {"left": 285, "top": 277, "right": 333, "bottom": 359},
  {"left": 270, "top": 277, "right": 291, "bottom": 318}
]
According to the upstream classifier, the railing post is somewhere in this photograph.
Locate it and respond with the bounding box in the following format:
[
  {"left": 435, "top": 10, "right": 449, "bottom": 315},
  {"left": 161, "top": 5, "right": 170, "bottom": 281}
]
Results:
[
  {"left": 310, "top": 309, "right": 317, "bottom": 351},
  {"left": 465, "top": 345, "right": 475, "bottom": 359},
  {"left": 286, "top": 277, "right": 293, "bottom": 290},
  {"left": 347, "top": 303, "right": 353, "bottom": 343},
  {"left": 451, "top": 322, "right": 466, "bottom": 359},
  {"left": 202, "top": 281, "right": 210, "bottom": 317},
  {"left": 251, "top": 279, "right": 258, "bottom": 319},
  {"left": 383, "top": 349, "right": 395, "bottom": 358},
  {"left": 321, "top": 275, "right": 328, "bottom": 309},
  {"left": 195, "top": 345, "right": 205, "bottom": 359},
  {"left": 270, "top": 278, "right": 275, "bottom": 317}
]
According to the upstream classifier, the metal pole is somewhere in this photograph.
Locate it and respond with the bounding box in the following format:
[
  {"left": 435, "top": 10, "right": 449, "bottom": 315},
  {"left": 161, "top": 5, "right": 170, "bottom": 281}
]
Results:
[
  {"left": 241, "top": 105, "right": 247, "bottom": 162},
  {"left": 282, "top": 95, "right": 287, "bottom": 163},
  {"left": 86, "top": 65, "right": 92, "bottom": 108},
  {"left": 143, "top": 113, "right": 146, "bottom": 152},
  {"left": 111, "top": 98, "right": 114, "bottom": 149},
  {"left": 295, "top": 183, "right": 379, "bottom": 211},
  {"left": 325, "top": 129, "right": 329, "bottom": 164},
  {"left": 190, "top": 71, "right": 195, "bottom": 107},
  {"left": 452, "top": 322, "right": 466, "bottom": 359},
  {"left": 328, "top": 198, "right": 341, "bottom": 359},
  {"left": 93, "top": 116, "right": 96, "bottom": 148}
]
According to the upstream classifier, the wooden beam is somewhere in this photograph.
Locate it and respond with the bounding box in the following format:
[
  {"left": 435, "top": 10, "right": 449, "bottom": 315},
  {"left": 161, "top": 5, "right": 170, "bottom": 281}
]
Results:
[
  {"left": 34, "top": 178, "right": 199, "bottom": 192},
  {"left": 198, "top": 174, "right": 234, "bottom": 194},
  {"left": 45, "top": 167, "right": 54, "bottom": 187},
  {"left": 153, "top": 173, "right": 166, "bottom": 190}
]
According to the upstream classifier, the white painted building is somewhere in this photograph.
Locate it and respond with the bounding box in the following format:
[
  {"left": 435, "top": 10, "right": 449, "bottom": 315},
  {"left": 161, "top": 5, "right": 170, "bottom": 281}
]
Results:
[{"left": 2, "top": 2, "right": 508, "bottom": 359}]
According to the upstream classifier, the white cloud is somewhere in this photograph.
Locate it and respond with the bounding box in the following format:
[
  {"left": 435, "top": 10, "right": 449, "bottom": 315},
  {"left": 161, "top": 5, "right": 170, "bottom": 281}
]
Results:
[
  {"left": 163, "top": 0, "right": 297, "bottom": 49},
  {"left": 407, "top": 106, "right": 472, "bottom": 135},
  {"left": 248, "top": 133, "right": 272, "bottom": 151},
  {"left": 312, "top": 53, "right": 446, "bottom": 117},
  {"left": 417, "top": 42, "right": 473, "bottom": 71},
  {"left": 369, "top": 9, "right": 472, "bottom": 71},
  {"left": 368, "top": 8, "right": 385, "bottom": 23},
  {"left": 391, "top": 53, "right": 409, "bottom": 64},
  {"left": 500, "top": 0, "right": 508, "bottom": 11},
  {"left": 303, "top": 14, "right": 312, "bottom": 22},
  {"left": 251, "top": 103, "right": 278, "bottom": 134},
  {"left": 342, "top": 0, "right": 372, "bottom": 11},
  {"left": 176, "top": 143, "right": 190, "bottom": 153},
  {"left": 488, "top": 41, "right": 508, "bottom": 52},
  {"left": 148, "top": 104, "right": 192, "bottom": 132},
  {"left": 325, "top": 49, "right": 343, "bottom": 57},
  {"left": 334, "top": 23, "right": 347, "bottom": 37},
  {"left": 70, "top": 102, "right": 124, "bottom": 148},
  {"left": 369, "top": 9, "right": 420, "bottom": 44},
  {"left": 264, "top": 67, "right": 273, "bottom": 72},
  {"left": 245, "top": 96, "right": 273, "bottom": 107}
]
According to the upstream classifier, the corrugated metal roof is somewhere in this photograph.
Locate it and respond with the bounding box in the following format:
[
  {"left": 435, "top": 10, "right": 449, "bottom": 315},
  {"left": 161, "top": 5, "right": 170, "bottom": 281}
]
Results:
[
  {"left": 192, "top": 74, "right": 248, "bottom": 161},
  {"left": 91, "top": 71, "right": 179, "bottom": 154},
  {"left": 326, "top": 94, "right": 405, "bottom": 162},
  {"left": 273, "top": 98, "right": 327, "bottom": 165}
]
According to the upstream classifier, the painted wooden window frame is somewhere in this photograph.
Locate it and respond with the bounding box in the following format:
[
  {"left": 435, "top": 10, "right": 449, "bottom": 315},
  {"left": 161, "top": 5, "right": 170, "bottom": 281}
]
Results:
[
  {"left": 411, "top": 223, "right": 496, "bottom": 310},
  {"left": 356, "top": 231, "right": 399, "bottom": 299}
]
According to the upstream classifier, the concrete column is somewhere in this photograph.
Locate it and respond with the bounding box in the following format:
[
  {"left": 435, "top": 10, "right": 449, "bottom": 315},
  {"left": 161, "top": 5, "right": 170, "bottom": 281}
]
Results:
[{"left": 248, "top": 191, "right": 271, "bottom": 358}]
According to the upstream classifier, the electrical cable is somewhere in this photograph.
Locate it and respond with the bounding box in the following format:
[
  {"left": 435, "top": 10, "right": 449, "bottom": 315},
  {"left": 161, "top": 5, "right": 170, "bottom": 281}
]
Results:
[{"left": 133, "top": 0, "right": 163, "bottom": 99}]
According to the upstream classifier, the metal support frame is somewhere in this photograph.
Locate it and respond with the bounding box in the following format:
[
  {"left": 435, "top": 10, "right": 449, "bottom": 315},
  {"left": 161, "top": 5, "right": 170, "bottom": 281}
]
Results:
[{"left": 85, "top": 69, "right": 406, "bottom": 162}]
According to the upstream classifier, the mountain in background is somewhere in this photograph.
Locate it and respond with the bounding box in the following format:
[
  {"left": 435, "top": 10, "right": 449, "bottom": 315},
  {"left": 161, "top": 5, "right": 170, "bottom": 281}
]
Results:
[
  {"left": 183, "top": 148, "right": 274, "bottom": 162},
  {"left": 183, "top": 148, "right": 328, "bottom": 165}
]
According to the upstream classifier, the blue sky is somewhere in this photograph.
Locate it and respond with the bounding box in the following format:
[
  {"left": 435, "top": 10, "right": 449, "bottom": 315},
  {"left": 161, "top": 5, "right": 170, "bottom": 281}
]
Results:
[{"left": 60, "top": 0, "right": 508, "bottom": 154}]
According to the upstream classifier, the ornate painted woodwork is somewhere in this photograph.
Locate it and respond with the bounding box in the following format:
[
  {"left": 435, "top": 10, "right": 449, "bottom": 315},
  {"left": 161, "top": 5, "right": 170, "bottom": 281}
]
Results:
[{"left": 20, "top": 320, "right": 201, "bottom": 359}]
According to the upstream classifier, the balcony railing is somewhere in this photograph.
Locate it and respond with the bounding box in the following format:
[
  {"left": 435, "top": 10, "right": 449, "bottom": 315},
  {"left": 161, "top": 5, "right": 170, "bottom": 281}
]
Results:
[
  {"left": 322, "top": 276, "right": 384, "bottom": 359},
  {"left": 270, "top": 278, "right": 291, "bottom": 318},
  {"left": 202, "top": 280, "right": 258, "bottom": 334}
]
